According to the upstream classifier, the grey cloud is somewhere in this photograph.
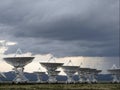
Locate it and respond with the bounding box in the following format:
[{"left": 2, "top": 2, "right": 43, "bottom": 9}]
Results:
[{"left": 0, "top": 0, "right": 119, "bottom": 57}]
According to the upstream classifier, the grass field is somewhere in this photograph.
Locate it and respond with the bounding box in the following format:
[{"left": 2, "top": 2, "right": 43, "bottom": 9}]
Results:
[{"left": 0, "top": 83, "right": 120, "bottom": 90}]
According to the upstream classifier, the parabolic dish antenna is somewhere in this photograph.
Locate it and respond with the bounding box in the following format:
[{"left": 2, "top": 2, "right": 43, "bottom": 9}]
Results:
[
  {"left": 95, "top": 70, "right": 102, "bottom": 74},
  {"left": 40, "top": 62, "right": 63, "bottom": 69},
  {"left": 4, "top": 57, "right": 34, "bottom": 67},
  {"left": 78, "top": 67, "right": 102, "bottom": 83},
  {"left": 4, "top": 57, "right": 34, "bottom": 83},
  {"left": 62, "top": 65, "right": 79, "bottom": 83},
  {"left": 108, "top": 69, "right": 120, "bottom": 75},
  {"left": 88, "top": 68, "right": 102, "bottom": 83},
  {"left": 78, "top": 67, "right": 91, "bottom": 83},
  {"left": 108, "top": 64, "right": 120, "bottom": 83},
  {"left": 3, "top": 49, "right": 34, "bottom": 83},
  {"left": 40, "top": 56, "right": 63, "bottom": 83}
]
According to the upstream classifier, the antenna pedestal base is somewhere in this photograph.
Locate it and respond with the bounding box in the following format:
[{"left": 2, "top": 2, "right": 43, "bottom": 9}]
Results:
[
  {"left": 112, "top": 75, "right": 119, "bottom": 83},
  {"left": 85, "top": 73, "right": 91, "bottom": 83},
  {"left": 66, "top": 76, "right": 75, "bottom": 83},
  {"left": 48, "top": 75, "right": 57, "bottom": 83},
  {"left": 36, "top": 74, "right": 43, "bottom": 83},
  {"left": 13, "top": 67, "right": 28, "bottom": 83},
  {"left": 78, "top": 76, "right": 85, "bottom": 83}
]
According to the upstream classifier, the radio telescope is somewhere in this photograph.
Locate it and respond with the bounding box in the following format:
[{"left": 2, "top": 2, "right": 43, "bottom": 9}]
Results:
[
  {"left": 108, "top": 64, "right": 120, "bottom": 83},
  {"left": 3, "top": 49, "right": 34, "bottom": 83},
  {"left": 78, "top": 67, "right": 101, "bottom": 83},
  {"left": 88, "top": 69, "right": 102, "bottom": 83},
  {"left": 62, "top": 60, "right": 79, "bottom": 83},
  {"left": 50, "top": 70, "right": 61, "bottom": 83},
  {"left": 78, "top": 67, "right": 90, "bottom": 83},
  {"left": 40, "top": 56, "right": 63, "bottom": 83},
  {"left": 34, "top": 68, "right": 45, "bottom": 83}
]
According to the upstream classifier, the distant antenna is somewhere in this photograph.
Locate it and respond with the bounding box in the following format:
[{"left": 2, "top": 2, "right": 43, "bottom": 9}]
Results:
[
  {"left": 38, "top": 67, "right": 42, "bottom": 72},
  {"left": 66, "top": 60, "right": 74, "bottom": 66},
  {"left": 48, "top": 55, "right": 56, "bottom": 62},
  {"left": 111, "top": 64, "right": 118, "bottom": 69},
  {"left": 14, "top": 48, "right": 23, "bottom": 57}
]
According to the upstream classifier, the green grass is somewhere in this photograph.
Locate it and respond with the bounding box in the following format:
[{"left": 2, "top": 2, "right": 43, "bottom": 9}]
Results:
[{"left": 0, "top": 83, "right": 120, "bottom": 90}]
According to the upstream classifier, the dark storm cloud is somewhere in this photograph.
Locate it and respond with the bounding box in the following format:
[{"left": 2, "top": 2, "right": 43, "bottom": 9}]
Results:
[{"left": 0, "top": 0, "right": 119, "bottom": 57}]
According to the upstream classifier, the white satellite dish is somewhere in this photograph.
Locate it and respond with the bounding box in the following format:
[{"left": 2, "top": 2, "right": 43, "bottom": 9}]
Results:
[
  {"left": 62, "top": 60, "right": 79, "bottom": 83},
  {"left": 3, "top": 49, "right": 34, "bottom": 83},
  {"left": 108, "top": 64, "right": 120, "bottom": 83},
  {"left": 40, "top": 56, "right": 63, "bottom": 83}
]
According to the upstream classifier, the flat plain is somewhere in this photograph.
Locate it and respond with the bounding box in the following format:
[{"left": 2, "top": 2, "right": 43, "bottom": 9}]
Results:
[{"left": 0, "top": 83, "right": 120, "bottom": 90}]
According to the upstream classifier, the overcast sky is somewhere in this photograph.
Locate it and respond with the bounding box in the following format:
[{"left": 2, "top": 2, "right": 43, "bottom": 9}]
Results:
[
  {"left": 0, "top": 0, "right": 119, "bottom": 73},
  {"left": 0, "top": 0, "right": 119, "bottom": 57}
]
